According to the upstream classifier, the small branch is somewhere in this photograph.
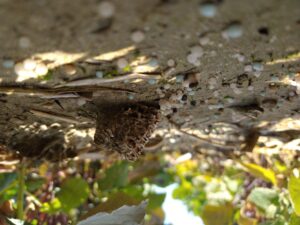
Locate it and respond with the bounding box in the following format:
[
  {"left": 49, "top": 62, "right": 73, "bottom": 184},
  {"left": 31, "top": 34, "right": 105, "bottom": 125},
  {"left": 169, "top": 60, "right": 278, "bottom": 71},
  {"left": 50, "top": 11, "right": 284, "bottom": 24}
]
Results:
[
  {"left": 60, "top": 73, "right": 162, "bottom": 87},
  {"left": 30, "top": 108, "right": 86, "bottom": 124},
  {"left": 17, "top": 161, "right": 26, "bottom": 220}
]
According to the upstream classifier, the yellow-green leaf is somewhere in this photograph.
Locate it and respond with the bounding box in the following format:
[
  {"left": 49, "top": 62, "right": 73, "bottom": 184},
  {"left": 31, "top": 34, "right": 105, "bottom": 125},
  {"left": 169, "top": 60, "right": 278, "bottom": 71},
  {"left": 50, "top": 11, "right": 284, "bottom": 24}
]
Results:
[
  {"left": 239, "top": 162, "right": 277, "bottom": 185},
  {"left": 288, "top": 176, "right": 300, "bottom": 216},
  {"left": 201, "top": 203, "right": 233, "bottom": 225}
]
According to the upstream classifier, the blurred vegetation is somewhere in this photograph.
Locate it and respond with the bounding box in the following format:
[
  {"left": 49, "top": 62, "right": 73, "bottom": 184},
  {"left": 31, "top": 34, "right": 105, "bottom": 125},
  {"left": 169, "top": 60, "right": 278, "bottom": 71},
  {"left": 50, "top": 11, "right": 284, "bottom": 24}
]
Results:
[{"left": 1, "top": 148, "right": 300, "bottom": 225}]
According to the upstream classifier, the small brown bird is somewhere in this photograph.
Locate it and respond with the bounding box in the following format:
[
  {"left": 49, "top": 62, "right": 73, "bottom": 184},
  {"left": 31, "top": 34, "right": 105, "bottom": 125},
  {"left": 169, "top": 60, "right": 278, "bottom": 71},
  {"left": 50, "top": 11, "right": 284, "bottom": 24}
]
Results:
[{"left": 94, "top": 102, "right": 160, "bottom": 161}]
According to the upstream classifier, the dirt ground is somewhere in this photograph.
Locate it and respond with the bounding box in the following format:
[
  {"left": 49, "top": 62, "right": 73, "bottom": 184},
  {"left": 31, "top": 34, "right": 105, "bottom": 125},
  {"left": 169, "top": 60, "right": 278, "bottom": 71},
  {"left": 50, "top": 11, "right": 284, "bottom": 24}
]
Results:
[{"left": 0, "top": 0, "right": 300, "bottom": 164}]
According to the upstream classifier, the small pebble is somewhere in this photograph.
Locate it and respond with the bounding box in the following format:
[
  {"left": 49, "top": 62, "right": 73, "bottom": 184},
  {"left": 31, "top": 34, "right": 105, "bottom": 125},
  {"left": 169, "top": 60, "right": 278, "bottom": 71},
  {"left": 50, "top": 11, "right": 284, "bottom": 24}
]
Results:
[
  {"left": 23, "top": 59, "right": 37, "bottom": 70},
  {"left": 187, "top": 53, "right": 200, "bottom": 66},
  {"left": 188, "top": 91, "right": 195, "bottom": 96},
  {"left": 117, "top": 58, "right": 128, "bottom": 69},
  {"left": 63, "top": 64, "right": 77, "bottom": 75},
  {"left": 248, "top": 86, "right": 254, "bottom": 91},
  {"left": 222, "top": 23, "right": 243, "bottom": 39},
  {"left": 167, "top": 59, "right": 176, "bottom": 67},
  {"left": 176, "top": 74, "right": 184, "bottom": 83},
  {"left": 164, "top": 84, "right": 171, "bottom": 89},
  {"left": 199, "top": 36, "right": 210, "bottom": 45},
  {"left": 182, "top": 79, "right": 190, "bottom": 88},
  {"left": 244, "top": 65, "right": 253, "bottom": 72},
  {"left": 233, "top": 53, "right": 245, "bottom": 62},
  {"left": 252, "top": 62, "right": 264, "bottom": 71},
  {"left": 127, "top": 93, "right": 135, "bottom": 100},
  {"left": 190, "top": 45, "right": 204, "bottom": 57},
  {"left": 77, "top": 98, "right": 87, "bottom": 106},
  {"left": 19, "top": 36, "right": 31, "bottom": 48},
  {"left": 2, "top": 59, "right": 14, "bottom": 69},
  {"left": 35, "top": 63, "right": 48, "bottom": 76},
  {"left": 96, "top": 71, "right": 104, "bottom": 78},
  {"left": 199, "top": 3, "right": 217, "bottom": 18},
  {"left": 131, "top": 30, "right": 145, "bottom": 43},
  {"left": 39, "top": 125, "right": 48, "bottom": 131},
  {"left": 148, "top": 58, "right": 159, "bottom": 68},
  {"left": 98, "top": 1, "right": 115, "bottom": 18},
  {"left": 148, "top": 79, "right": 157, "bottom": 85}
]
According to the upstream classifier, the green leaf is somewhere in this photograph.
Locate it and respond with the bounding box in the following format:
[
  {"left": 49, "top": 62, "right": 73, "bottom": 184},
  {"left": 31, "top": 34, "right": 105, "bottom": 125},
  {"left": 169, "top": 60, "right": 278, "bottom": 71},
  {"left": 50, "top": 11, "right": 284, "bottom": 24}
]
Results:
[
  {"left": 248, "top": 188, "right": 279, "bottom": 218},
  {"left": 289, "top": 213, "right": 300, "bottom": 225},
  {"left": 288, "top": 176, "right": 300, "bottom": 216},
  {"left": 239, "top": 162, "right": 277, "bottom": 185},
  {"left": 26, "top": 177, "right": 45, "bottom": 192},
  {"left": 40, "top": 198, "right": 62, "bottom": 214},
  {"left": 201, "top": 203, "right": 233, "bottom": 225},
  {"left": 0, "top": 173, "right": 17, "bottom": 193},
  {"left": 98, "top": 162, "right": 129, "bottom": 190},
  {"left": 147, "top": 193, "right": 166, "bottom": 210},
  {"left": 57, "top": 177, "right": 90, "bottom": 213}
]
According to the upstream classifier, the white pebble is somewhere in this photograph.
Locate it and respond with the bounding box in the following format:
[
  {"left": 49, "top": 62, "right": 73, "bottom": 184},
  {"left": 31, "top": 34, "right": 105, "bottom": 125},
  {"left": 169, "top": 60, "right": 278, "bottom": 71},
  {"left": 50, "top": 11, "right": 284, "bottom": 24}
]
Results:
[
  {"left": 244, "top": 65, "right": 253, "bottom": 72},
  {"left": 213, "top": 91, "right": 219, "bottom": 97},
  {"left": 190, "top": 45, "right": 204, "bottom": 57},
  {"left": 19, "top": 37, "right": 31, "bottom": 48},
  {"left": 233, "top": 88, "right": 242, "bottom": 95},
  {"left": 253, "top": 71, "right": 261, "bottom": 78},
  {"left": 222, "top": 23, "right": 243, "bottom": 39},
  {"left": 131, "top": 30, "right": 145, "bottom": 43},
  {"left": 35, "top": 63, "right": 48, "bottom": 76},
  {"left": 187, "top": 53, "right": 200, "bottom": 66},
  {"left": 14, "top": 62, "right": 37, "bottom": 81},
  {"left": 169, "top": 138, "right": 176, "bottom": 144},
  {"left": 248, "top": 86, "right": 254, "bottom": 91},
  {"left": 117, "top": 58, "right": 128, "bottom": 69},
  {"left": 167, "top": 59, "right": 176, "bottom": 67},
  {"left": 23, "top": 59, "right": 37, "bottom": 70},
  {"left": 39, "top": 125, "right": 48, "bottom": 131},
  {"left": 233, "top": 53, "right": 245, "bottom": 62},
  {"left": 98, "top": 1, "right": 115, "bottom": 18},
  {"left": 199, "top": 36, "right": 210, "bottom": 45},
  {"left": 164, "top": 84, "right": 171, "bottom": 90},
  {"left": 182, "top": 80, "right": 190, "bottom": 88},
  {"left": 199, "top": 3, "right": 217, "bottom": 18}
]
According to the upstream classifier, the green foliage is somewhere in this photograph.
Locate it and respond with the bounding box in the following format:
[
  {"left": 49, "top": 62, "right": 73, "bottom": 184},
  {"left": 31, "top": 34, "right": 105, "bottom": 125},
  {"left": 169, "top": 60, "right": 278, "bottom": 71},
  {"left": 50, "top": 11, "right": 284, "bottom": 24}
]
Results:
[
  {"left": 0, "top": 173, "right": 17, "bottom": 204},
  {"left": 289, "top": 213, "right": 300, "bottom": 225},
  {"left": 98, "top": 161, "right": 129, "bottom": 190},
  {"left": 288, "top": 176, "right": 300, "bottom": 216},
  {"left": 25, "top": 177, "right": 45, "bottom": 192},
  {"left": 0, "top": 173, "right": 17, "bottom": 193},
  {"left": 201, "top": 203, "right": 234, "bottom": 225},
  {"left": 239, "top": 162, "right": 277, "bottom": 185},
  {"left": 248, "top": 188, "right": 279, "bottom": 219},
  {"left": 56, "top": 177, "right": 90, "bottom": 213},
  {"left": 147, "top": 193, "right": 166, "bottom": 210}
]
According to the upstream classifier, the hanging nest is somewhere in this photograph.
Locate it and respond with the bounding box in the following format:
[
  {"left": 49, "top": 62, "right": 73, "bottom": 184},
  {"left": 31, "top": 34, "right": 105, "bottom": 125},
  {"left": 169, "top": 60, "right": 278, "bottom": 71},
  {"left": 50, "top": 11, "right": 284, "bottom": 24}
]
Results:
[
  {"left": 94, "top": 102, "right": 161, "bottom": 160},
  {"left": 6, "top": 127, "right": 77, "bottom": 162}
]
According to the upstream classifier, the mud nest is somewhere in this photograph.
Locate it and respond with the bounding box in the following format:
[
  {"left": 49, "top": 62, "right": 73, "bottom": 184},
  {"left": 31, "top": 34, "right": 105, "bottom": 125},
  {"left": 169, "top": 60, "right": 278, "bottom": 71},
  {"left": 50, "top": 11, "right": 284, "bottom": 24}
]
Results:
[
  {"left": 94, "top": 102, "right": 161, "bottom": 160},
  {"left": 7, "top": 128, "right": 77, "bottom": 162}
]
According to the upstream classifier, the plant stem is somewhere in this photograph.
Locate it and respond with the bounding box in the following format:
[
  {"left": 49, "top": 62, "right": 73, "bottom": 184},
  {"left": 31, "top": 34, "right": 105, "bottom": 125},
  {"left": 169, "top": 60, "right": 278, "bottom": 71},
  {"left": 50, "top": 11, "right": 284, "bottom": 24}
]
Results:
[{"left": 17, "top": 161, "right": 26, "bottom": 220}]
